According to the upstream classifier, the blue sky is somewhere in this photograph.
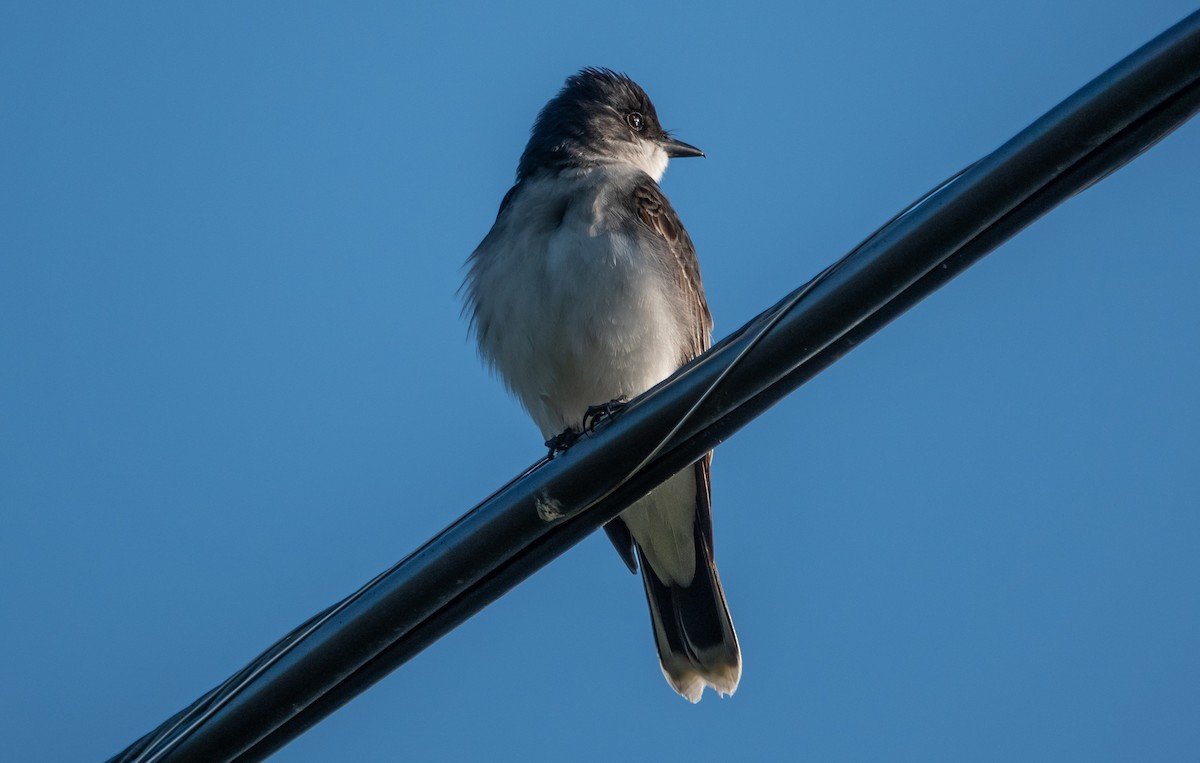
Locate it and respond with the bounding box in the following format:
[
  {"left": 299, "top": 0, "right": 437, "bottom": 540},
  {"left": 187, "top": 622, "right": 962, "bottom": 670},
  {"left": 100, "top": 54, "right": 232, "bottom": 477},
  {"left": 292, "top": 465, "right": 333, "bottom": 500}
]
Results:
[{"left": 3, "top": 2, "right": 1198, "bottom": 761}]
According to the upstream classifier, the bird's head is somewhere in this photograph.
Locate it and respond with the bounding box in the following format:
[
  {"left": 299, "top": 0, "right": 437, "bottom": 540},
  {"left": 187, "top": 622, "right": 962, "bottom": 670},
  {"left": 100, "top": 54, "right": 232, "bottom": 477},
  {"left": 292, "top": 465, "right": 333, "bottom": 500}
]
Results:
[{"left": 518, "top": 67, "right": 703, "bottom": 183}]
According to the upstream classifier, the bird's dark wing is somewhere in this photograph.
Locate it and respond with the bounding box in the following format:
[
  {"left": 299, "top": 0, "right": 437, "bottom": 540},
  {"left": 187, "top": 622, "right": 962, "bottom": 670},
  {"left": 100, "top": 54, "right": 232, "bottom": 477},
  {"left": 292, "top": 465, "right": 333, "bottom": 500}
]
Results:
[
  {"left": 634, "top": 180, "right": 717, "bottom": 553},
  {"left": 603, "top": 181, "right": 716, "bottom": 572},
  {"left": 632, "top": 181, "right": 713, "bottom": 360},
  {"left": 603, "top": 520, "right": 638, "bottom": 574}
]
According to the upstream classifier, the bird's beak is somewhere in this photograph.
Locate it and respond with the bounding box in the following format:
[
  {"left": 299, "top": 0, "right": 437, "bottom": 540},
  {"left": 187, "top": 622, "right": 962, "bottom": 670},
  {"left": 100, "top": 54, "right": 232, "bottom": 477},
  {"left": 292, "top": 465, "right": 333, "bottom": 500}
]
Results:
[{"left": 661, "top": 136, "right": 705, "bottom": 159}]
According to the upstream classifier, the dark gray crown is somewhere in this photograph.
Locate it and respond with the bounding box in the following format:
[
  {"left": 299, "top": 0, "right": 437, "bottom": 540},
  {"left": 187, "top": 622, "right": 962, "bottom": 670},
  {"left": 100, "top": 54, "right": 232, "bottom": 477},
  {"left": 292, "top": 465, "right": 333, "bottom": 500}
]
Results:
[{"left": 516, "top": 68, "right": 669, "bottom": 181}]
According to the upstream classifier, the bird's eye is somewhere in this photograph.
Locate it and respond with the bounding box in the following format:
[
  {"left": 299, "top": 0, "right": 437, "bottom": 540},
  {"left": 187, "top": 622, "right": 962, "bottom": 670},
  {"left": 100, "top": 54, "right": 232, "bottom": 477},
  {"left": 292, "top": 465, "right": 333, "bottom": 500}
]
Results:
[{"left": 626, "top": 112, "right": 644, "bottom": 131}]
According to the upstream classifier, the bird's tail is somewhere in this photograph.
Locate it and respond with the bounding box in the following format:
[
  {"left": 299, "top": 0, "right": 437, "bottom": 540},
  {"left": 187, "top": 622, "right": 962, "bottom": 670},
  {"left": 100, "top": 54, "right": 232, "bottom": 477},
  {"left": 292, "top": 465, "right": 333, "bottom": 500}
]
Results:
[{"left": 638, "top": 525, "right": 741, "bottom": 703}]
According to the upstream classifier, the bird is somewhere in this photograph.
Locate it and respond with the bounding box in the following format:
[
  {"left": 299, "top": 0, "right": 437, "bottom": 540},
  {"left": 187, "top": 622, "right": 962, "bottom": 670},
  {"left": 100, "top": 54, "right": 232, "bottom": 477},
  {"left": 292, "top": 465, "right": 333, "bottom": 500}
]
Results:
[{"left": 462, "top": 67, "right": 739, "bottom": 702}]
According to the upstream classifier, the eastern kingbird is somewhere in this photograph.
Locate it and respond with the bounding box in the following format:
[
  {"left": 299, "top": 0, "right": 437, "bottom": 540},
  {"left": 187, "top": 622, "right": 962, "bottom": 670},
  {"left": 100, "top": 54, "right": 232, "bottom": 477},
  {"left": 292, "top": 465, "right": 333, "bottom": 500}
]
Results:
[{"left": 463, "top": 68, "right": 739, "bottom": 702}]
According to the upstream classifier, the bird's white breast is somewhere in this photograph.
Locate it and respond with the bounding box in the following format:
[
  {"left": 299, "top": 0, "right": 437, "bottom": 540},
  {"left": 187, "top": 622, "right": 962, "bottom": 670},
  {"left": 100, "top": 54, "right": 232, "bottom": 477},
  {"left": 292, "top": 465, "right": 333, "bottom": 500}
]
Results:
[{"left": 467, "top": 168, "right": 689, "bottom": 440}]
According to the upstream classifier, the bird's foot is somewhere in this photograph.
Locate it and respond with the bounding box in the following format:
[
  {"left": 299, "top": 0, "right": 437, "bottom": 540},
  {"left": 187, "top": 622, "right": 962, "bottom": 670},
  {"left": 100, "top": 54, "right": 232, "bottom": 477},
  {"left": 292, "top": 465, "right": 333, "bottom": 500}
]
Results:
[
  {"left": 584, "top": 397, "right": 629, "bottom": 434},
  {"left": 545, "top": 428, "right": 581, "bottom": 459},
  {"left": 544, "top": 398, "right": 629, "bottom": 458}
]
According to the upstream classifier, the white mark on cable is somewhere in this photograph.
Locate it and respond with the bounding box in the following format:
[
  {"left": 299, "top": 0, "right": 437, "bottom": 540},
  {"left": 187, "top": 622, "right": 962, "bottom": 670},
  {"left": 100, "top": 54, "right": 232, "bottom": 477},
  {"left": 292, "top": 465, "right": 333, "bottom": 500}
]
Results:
[{"left": 535, "top": 492, "right": 566, "bottom": 522}]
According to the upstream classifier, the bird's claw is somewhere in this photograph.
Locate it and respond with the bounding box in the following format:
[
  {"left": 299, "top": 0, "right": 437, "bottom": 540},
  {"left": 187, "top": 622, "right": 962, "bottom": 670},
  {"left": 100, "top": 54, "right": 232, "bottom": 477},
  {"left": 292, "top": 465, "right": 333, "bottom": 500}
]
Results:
[
  {"left": 583, "top": 397, "right": 628, "bottom": 434},
  {"left": 545, "top": 429, "right": 580, "bottom": 459},
  {"left": 543, "top": 398, "right": 629, "bottom": 458}
]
